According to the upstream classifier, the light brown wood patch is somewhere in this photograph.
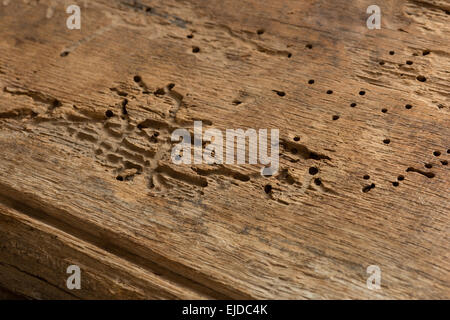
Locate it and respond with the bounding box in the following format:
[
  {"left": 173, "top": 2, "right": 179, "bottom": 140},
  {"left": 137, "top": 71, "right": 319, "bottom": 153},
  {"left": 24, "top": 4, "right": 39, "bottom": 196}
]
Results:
[{"left": 0, "top": 0, "right": 449, "bottom": 299}]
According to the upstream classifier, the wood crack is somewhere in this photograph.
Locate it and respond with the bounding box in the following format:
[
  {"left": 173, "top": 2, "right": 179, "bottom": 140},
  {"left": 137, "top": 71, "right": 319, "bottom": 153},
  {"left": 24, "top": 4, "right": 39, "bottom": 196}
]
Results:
[
  {"left": 0, "top": 262, "right": 80, "bottom": 299},
  {"left": 0, "top": 182, "right": 247, "bottom": 299}
]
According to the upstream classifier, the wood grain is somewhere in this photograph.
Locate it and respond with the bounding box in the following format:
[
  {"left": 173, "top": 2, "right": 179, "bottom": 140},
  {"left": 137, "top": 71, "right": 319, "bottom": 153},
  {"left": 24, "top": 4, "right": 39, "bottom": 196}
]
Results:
[{"left": 0, "top": 0, "right": 449, "bottom": 299}]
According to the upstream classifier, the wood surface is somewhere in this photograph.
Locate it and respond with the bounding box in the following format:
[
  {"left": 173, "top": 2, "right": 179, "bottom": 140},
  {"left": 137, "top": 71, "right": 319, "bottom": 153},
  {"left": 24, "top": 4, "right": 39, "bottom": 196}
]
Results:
[{"left": 0, "top": 0, "right": 449, "bottom": 299}]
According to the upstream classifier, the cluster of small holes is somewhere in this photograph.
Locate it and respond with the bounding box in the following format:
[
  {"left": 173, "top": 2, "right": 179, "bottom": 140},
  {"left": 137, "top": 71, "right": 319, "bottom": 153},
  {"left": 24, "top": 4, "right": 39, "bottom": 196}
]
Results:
[
  {"left": 269, "top": 42, "right": 447, "bottom": 196},
  {"left": 390, "top": 148, "right": 449, "bottom": 186},
  {"left": 266, "top": 43, "right": 444, "bottom": 196},
  {"left": 379, "top": 49, "right": 431, "bottom": 85},
  {"left": 127, "top": 37, "right": 445, "bottom": 198}
]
